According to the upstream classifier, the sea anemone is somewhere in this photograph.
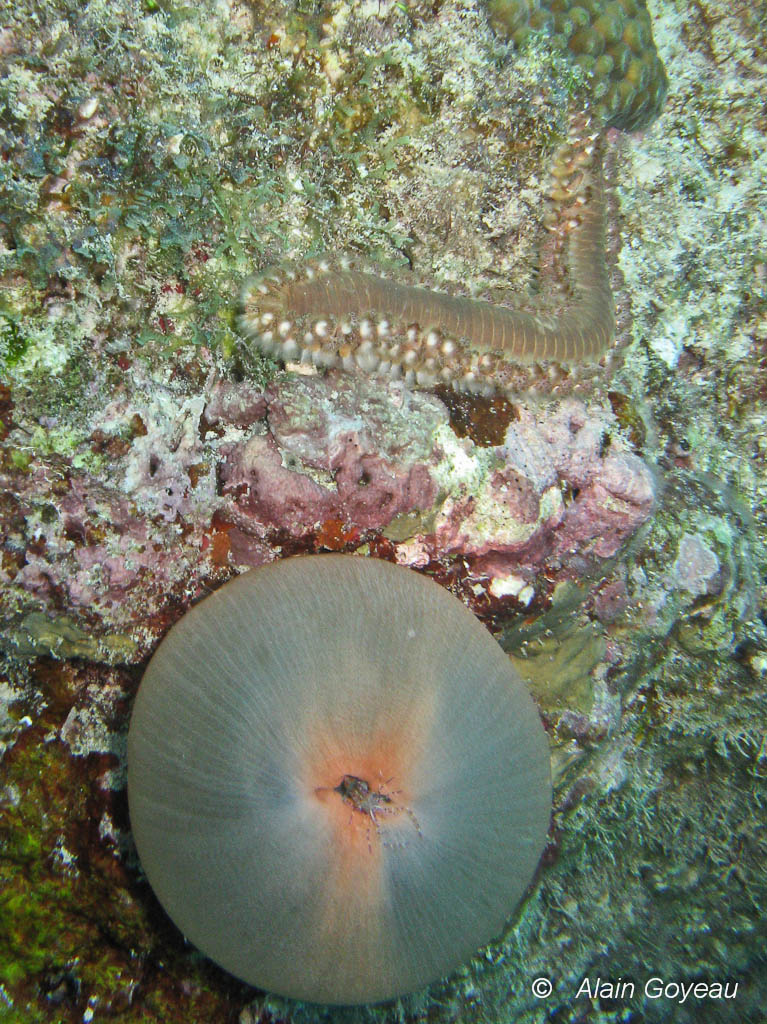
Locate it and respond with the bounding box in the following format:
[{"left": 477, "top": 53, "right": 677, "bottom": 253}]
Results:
[{"left": 127, "top": 554, "right": 551, "bottom": 1005}]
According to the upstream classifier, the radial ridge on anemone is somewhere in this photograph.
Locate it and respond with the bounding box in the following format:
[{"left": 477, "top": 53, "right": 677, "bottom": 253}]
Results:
[{"left": 127, "top": 554, "right": 552, "bottom": 1005}]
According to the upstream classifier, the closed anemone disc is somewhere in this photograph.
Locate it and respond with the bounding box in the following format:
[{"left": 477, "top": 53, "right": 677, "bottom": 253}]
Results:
[{"left": 127, "top": 554, "right": 552, "bottom": 1005}]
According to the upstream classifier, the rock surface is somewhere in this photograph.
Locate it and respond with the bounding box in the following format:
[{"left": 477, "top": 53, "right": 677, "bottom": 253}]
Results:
[{"left": 1, "top": 0, "right": 765, "bottom": 1021}]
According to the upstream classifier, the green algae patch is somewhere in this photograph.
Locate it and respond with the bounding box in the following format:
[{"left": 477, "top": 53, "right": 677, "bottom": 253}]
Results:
[
  {"left": 0, "top": 675, "right": 245, "bottom": 1023},
  {"left": 11, "top": 613, "right": 138, "bottom": 663},
  {"left": 0, "top": 737, "right": 130, "bottom": 996},
  {"left": 511, "top": 617, "right": 606, "bottom": 715}
]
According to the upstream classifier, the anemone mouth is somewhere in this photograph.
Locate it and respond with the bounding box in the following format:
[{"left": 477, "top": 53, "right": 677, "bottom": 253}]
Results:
[{"left": 127, "top": 554, "right": 551, "bottom": 1005}]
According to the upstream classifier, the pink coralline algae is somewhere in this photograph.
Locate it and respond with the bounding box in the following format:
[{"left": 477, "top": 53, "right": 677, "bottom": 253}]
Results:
[
  {"left": 3, "top": 458, "right": 208, "bottom": 660},
  {"left": 219, "top": 375, "right": 441, "bottom": 537},
  {"left": 433, "top": 400, "right": 655, "bottom": 575},
  {"left": 203, "top": 380, "right": 267, "bottom": 428},
  {"left": 215, "top": 378, "right": 655, "bottom": 581},
  {"left": 2, "top": 372, "right": 655, "bottom": 662},
  {"left": 101, "top": 390, "right": 216, "bottom": 525},
  {"left": 671, "top": 532, "right": 722, "bottom": 597},
  {"left": 220, "top": 432, "right": 436, "bottom": 536},
  {"left": 551, "top": 449, "right": 655, "bottom": 559},
  {"left": 593, "top": 579, "right": 631, "bottom": 624}
]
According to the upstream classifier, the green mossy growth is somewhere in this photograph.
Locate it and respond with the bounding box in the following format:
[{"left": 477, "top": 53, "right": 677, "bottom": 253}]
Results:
[{"left": 0, "top": 714, "right": 243, "bottom": 1021}]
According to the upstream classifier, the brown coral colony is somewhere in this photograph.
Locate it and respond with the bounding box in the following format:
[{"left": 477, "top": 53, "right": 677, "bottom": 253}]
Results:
[{"left": 487, "top": 0, "right": 668, "bottom": 132}]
